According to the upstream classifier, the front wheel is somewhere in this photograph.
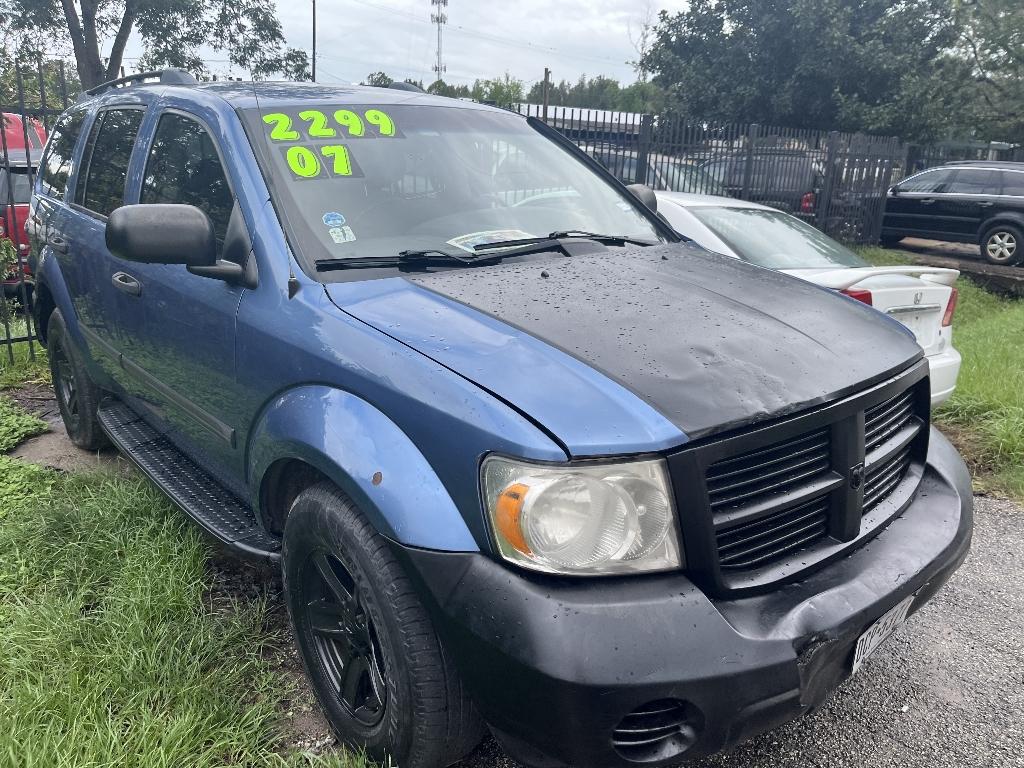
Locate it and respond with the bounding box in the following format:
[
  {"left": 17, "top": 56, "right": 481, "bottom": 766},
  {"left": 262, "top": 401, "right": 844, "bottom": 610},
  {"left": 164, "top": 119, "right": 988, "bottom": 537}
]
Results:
[
  {"left": 282, "top": 482, "right": 484, "bottom": 768},
  {"left": 981, "top": 223, "right": 1023, "bottom": 265}
]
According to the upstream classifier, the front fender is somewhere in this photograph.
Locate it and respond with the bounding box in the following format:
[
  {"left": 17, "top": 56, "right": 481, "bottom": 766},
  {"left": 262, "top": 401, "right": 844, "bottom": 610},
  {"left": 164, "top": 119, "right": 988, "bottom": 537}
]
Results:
[{"left": 248, "top": 385, "right": 478, "bottom": 552}]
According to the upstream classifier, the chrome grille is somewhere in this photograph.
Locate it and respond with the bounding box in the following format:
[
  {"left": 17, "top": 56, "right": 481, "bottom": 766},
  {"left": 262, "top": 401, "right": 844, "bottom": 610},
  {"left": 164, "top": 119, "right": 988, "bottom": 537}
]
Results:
[{"left": 716, "top": 495, "right": 829, "bottom": 570}]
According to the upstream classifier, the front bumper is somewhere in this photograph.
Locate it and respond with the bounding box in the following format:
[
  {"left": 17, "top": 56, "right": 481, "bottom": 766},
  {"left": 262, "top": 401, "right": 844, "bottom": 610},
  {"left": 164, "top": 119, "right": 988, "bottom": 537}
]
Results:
[{"left": 396, "top": 428, "right": 972, "bottom": 767}]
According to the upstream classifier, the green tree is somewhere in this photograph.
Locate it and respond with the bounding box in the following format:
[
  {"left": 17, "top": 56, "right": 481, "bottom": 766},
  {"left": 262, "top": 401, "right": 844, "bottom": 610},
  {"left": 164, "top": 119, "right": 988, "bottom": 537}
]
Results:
[
  {"left": 469, "top": 73, "right": 525, "bottom": 105},
  {"left": 643, "top": 0, "right": 972, "bottom": 141},
  {"left": 1, "top": 0, "right": 309, "bottom": 90},
  {"left": 363, "top": 72, "right": 393, "bottom": 87},
  {"left": 956, "top": 0, "right": 1024, "bottom": 142}
]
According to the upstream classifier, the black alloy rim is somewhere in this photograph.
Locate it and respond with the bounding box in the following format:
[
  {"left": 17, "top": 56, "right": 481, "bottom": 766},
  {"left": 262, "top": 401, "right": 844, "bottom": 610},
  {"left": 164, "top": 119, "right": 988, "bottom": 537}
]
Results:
[
  {"left": 52, "top": 342, "right": 80, "bottom": 429},
  {"left": 302, "top": 550, "right": 387, "bottom": 727}
]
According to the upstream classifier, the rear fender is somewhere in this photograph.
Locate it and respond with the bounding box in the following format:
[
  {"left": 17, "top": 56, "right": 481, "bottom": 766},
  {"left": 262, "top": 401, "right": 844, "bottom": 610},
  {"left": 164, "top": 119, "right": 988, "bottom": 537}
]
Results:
[
  {"left": 978, "top": 211, "right": 1024, "bottom": 238},
  {"left": 248, "top": 385, "right": 478, "bottom": 552}
]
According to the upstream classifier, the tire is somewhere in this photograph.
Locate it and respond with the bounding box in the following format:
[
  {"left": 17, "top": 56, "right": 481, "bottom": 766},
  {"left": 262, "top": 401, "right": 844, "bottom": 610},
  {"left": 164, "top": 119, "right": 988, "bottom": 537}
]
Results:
[
  {"left": 981, "top": 223, "right": 1023, "bottom": 266},
  {"left": 282, "top": 482, "right": 484, "bottom": 768},
  {"left": 47, "top": 309, "right": 108, "bottom": 450}
]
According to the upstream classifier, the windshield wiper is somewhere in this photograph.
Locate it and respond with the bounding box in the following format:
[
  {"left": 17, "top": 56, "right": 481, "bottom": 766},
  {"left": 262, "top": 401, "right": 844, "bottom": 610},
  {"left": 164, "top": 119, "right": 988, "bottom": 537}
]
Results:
[
  {"left": 473, "top": 231, "right": 656, "bottom": 252},
  {"left": 315, "top": 249, "right": 495, "bottom": 272}
]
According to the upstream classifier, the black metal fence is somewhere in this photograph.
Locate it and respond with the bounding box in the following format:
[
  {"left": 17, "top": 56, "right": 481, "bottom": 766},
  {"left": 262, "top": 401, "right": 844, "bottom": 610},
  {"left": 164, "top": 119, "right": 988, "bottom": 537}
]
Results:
[
  {"left": 513, "top": 104, "right": 906, "bottom": 244},
  {"left": 2, "top": 62, "right": 76, "bottom": 362},
  {"left": 905, "top": 140, "right": 1024, "bottom": 175}
]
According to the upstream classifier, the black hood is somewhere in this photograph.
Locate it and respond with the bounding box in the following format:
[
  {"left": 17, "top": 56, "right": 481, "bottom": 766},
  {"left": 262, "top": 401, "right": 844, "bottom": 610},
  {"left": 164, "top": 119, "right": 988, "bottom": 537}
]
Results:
[{"left": 400, "top": 243, "right": 923, "bottom": 441}]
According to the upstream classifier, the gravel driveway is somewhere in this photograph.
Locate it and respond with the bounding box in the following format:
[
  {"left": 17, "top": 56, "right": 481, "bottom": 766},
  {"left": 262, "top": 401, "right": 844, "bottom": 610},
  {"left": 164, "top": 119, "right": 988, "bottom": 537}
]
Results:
[{"left": 459, "top": 495, "right": 1023, "bottom": 768}]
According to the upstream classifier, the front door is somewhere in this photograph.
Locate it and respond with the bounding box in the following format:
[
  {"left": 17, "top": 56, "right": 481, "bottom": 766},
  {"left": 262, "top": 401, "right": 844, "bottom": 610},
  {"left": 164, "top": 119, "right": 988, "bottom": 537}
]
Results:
[
  {"left": 884, "top": 167, "right": 955, "bottom": 239},
  {"left": 116, "top": 109, "right": 247, "bottom": 495}
]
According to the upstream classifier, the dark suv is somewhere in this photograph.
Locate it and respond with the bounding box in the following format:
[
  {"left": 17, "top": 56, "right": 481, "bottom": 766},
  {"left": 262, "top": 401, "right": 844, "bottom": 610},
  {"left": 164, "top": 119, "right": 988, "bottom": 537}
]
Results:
[
  {"left": 882, "top": 160, "right": 1024, "bottom": 265},
  {"left": 30, "top": 70, "right": 972, "bottom": 768}
]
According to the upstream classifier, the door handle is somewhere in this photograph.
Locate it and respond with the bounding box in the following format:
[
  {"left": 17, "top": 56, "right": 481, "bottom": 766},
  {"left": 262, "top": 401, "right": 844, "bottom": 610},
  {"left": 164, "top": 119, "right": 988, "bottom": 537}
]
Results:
[
  {"left": 48, "top": 235, "right": 69, "bottom": 253},
  {"left": 112, "top": 271, "right": 142, "bottom": 296},
  {"left": 919, "top": 198, "right": 936, "bottom": 205},
  {"left": 978, "top": 201, "right": 994, "bottom": 207}
]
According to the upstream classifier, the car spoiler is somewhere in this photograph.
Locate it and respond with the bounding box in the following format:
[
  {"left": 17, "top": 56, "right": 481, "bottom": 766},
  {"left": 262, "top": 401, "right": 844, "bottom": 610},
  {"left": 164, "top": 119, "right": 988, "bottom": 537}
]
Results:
[{"left": 812, "top": 266, "right": 959, "bottom": 290}]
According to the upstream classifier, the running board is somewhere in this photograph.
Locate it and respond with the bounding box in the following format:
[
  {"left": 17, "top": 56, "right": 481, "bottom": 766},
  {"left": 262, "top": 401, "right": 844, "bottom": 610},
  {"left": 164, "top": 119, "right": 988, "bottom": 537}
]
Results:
[{"left": 97, "top": 399, "right": 281, "bottom": 562}]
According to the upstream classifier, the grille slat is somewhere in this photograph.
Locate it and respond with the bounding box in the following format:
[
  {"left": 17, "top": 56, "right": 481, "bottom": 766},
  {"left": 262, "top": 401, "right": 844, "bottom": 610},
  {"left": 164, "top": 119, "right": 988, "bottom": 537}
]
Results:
[
  {"left": 863, "top": 446, "right": 912, "bottom": 514},
  {"left": 717, "top": 497, "right": 829, "bottom": 569},
  {"left": 707, "top": 429, "right": 830, "bottom": 511},
  {"left": 865, "top": 391, "right": 915, "bottom": 452}
]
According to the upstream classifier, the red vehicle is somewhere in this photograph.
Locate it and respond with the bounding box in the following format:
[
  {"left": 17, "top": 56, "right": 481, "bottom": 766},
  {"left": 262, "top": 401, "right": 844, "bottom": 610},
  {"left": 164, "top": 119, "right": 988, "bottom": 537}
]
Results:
[{"left": 2, "top": 112, "right": 46, "bottom": 299}]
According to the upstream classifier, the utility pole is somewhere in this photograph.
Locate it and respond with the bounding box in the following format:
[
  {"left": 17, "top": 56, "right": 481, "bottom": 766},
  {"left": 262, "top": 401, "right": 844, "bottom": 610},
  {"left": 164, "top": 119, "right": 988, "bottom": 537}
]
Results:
[
  {"left": 431, "top": 0, "right": 448, "bottom": 80},
  {"left": 311, "top": 0, "right": 317, "bottom": 81},
  {"left": 542, "top": 67, "right": 551, "bottom": 121}
]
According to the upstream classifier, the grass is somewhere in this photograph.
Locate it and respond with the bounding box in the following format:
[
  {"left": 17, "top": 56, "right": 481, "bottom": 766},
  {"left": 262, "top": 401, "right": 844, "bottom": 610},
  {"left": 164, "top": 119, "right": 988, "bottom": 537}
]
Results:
[
  {"left": 0, "top": 397, "right": 47, "bottom": 451},
  {"left": 0, "top": 387, "right": 361, "bottom": 767},
  {"left": 857, "top": 246, "right": 1024, "bottom": 498},
  {"left": 0, "top": 318, "right": 49, "bottom": 390}
]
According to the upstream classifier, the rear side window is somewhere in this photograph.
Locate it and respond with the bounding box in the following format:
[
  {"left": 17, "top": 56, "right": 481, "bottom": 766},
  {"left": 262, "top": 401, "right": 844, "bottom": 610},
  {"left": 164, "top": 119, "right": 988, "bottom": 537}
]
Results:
[
  {"left": 947, "top": 169, "right": 999, "bottom": 195},
  {"left": 76, "top": 108, "right": 145, "bottom": 217},
  {"left": 899, "top": 168, "right": 952, "bottom": 193},
  {"left": 39, "top": 110, "right": 87, "bottom": 198},
  {"left": 141, "top": 112, "right": 234, "bottom": 251},
  {"left": 1001, "top": 171, "right": 1024, "bottom": 197}
]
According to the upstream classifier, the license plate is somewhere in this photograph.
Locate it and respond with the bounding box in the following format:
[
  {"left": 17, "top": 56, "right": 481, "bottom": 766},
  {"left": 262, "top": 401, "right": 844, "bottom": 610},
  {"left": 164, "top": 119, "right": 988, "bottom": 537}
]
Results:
[{"left": 852, "top": 594, "right": 915, "bottom": 674}]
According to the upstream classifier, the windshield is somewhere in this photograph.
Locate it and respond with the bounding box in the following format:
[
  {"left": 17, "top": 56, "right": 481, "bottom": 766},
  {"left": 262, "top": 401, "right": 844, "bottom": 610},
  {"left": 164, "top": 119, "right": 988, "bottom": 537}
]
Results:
[
  {"left": 688, "top": 207, "right": 868, "bottom": 269},
  {"left": 241, "top": 104, "right": 664, "bottom": 269},
  {"left": 0, "top": 167, "right": 32, "bottom": 205}
]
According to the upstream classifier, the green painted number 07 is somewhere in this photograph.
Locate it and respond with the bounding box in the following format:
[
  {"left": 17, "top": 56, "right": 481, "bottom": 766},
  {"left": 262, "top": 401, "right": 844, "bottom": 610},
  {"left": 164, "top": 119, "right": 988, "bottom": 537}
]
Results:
[{"left": 285, "top": 145, "right": 353, "bottom": 178}]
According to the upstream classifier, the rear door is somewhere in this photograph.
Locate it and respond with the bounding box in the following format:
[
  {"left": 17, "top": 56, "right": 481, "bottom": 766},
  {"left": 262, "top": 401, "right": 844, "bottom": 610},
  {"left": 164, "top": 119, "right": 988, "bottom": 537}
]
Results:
[
  {"left": 938, "top": 168, "right": 1001, "bottom": 239},
  {"left": 61, "top": 106, "right": 147, "bottom": 384},
  {"left": 884, "top": 168, "right": 954, "bottom": 238}
]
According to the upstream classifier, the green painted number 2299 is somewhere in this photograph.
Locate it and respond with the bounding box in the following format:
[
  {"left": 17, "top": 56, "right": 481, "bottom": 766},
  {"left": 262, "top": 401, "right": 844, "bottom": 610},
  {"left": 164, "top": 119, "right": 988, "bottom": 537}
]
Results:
[{"left": 263, "top": 109, "right": 397, "bottom": 141}]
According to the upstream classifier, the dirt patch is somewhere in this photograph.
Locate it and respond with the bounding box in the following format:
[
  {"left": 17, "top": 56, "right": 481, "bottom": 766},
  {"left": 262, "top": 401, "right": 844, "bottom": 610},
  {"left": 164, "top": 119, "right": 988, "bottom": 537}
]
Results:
[{"left": 6, "top": 383, "right": 121, "bottom": 472}]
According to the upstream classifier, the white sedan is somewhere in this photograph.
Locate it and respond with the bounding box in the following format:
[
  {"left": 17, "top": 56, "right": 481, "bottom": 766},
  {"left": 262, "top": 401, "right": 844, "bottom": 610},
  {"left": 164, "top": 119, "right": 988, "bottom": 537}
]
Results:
[{"left": 655, "top": 192, "right": 961, "bottom": 407}]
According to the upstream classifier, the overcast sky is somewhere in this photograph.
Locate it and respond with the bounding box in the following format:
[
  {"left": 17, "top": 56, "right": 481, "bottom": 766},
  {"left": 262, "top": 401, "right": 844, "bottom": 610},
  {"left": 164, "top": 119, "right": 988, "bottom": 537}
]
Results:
[{"left": 119, "top": 0, "right": 690, "bottom": 88}]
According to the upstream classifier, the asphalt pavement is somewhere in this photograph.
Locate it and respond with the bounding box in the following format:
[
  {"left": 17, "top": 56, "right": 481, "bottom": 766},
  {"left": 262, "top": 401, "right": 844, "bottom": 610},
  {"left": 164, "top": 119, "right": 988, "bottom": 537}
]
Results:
[{"left": 458, "top": 495, "right": 1024, "bottom": 768}]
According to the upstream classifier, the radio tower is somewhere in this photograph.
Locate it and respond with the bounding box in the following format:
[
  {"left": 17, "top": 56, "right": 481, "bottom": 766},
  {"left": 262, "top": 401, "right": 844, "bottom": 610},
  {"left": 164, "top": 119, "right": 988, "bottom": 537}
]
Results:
[{"left": 431, "top": 0, "right": 448, "bottom": 78}]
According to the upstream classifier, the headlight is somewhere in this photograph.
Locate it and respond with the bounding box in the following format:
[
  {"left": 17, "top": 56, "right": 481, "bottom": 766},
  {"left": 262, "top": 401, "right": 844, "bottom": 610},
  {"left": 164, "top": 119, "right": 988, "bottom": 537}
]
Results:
[{"left": 481, "top": 455, "right": 683, "bottom": 575}]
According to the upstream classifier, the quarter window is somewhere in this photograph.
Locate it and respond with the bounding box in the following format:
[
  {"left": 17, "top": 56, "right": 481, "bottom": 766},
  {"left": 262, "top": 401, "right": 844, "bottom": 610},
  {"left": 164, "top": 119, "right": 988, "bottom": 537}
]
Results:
[
  {"left": 946, "top": 169, "right": 999, "bottom": 195},
  {"left": 141, "top": 113, "right": 234, "bottom": 252},
  {"left": 1001, "top": 171, "right": 1024, "bottom": 197},
  {"left": 39, "top": 110, "right": 87, "bottom": 198},
  {"left": 76, "top": 108, "right": 145, "bottom": 217}
]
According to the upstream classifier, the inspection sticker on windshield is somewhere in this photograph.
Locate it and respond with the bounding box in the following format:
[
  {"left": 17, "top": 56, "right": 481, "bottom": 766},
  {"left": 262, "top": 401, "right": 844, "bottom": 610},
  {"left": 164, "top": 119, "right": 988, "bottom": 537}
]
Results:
[
  {"left": 852, "top": 594, "right": 915, "bottom": 674},
  {"left": 322, "top": 212, "right": 346, "bottom": 227},
  {"left": 328, "top": 226, "right": 356, "bottom": 244},
  {"left": 447, "top": 230, "right": 535, "bottom": 253}
]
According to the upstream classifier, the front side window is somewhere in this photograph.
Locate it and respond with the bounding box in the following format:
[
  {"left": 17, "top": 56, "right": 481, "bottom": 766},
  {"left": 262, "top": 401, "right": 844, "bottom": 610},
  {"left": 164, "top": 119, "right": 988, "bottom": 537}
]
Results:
[
  {"left": 39, "top": 110, "right": 87, "bottom": 199},
  {"left": 899, "top": 168, "right": 952, "bottom": 194},
  {"left": 946, "top": 169, "right": 999, "bottom": 195},
  {"left": 141, "top": 112, "right": 234, "bottom": 252},
  {"left": 76, "top": 108, "right": 145, "bottom": 217},
  {"left": 240, "top": 104, "right": 663, "bottom": 276},
  {"left": 688, "top": 206, "right": 868, "bottom": 269}
]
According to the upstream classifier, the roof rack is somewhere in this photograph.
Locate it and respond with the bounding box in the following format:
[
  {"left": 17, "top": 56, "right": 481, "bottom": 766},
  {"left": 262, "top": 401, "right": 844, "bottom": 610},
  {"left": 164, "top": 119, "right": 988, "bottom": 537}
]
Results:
[
  {"left": 942, "top": 159, "right": 1024, "bottom": 168},
  {"left": 78, "top": 68, "right": 199, "bottom": 101}
]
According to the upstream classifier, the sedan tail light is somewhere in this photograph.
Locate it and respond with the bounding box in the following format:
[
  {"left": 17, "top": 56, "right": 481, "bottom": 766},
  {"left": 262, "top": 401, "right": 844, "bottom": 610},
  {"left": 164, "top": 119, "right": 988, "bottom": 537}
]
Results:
[
  {"left": 841, "top": 288, "right": 873, "bottom": 306},
  {"left": 800, "top": 192, "right": 816, "bottom": 213},
  {"left": 942, "top": 287, "right": 958, "bottom": 327}
]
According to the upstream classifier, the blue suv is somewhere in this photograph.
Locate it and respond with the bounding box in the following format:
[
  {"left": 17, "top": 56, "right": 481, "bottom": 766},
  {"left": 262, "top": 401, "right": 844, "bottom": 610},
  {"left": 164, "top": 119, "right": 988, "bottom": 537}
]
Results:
[{"left": 29, "top": 70, "right": 972, "bottom": 768}]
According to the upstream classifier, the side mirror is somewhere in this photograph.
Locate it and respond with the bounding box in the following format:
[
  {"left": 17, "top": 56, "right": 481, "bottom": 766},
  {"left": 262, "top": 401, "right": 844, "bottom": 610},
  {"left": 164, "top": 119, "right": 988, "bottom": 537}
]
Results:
[
  {"left": 106, "top": 204, "right": 217, "bottom": 267},
  {"left": 626, "top": 183, "right": 658, "bottom": 212},
  {"left": 888, "top": 185, "right": 900, "bottom": 197}
]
